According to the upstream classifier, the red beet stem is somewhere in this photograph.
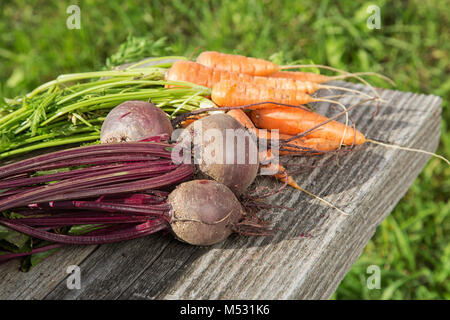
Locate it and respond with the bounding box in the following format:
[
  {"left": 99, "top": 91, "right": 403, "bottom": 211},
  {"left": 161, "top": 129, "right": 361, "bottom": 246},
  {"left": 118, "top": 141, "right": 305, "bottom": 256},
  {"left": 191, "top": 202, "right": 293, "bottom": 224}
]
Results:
[
  {"left": 139, "top": 134, "right": 170, "bottom": 143},
  {"left": 26, "top": 193, "right": 167, "bottom": 211},
  {"left": 0, "top": 218, "right": 168, "bottom": 244},
  {"left": 49, "top": 200, "right": 171, "bottom": 215},
  {"left": 0, "top": 187, "right": 34, "bottom": 199},
  {"left": 36, "top": 164, "right": 193, "bottom": 204},
  {"left": 38, "top": 155, "right": 161, "bottom": 172},
  {"left": 0, "top": 142, "right": 173, "bottom": 179},
  {"left": 2, "top": 173, "right": 29, "bottom": 181},
  {"left": 0, "top": 163, "right": 182, "bottom": 211},
  {"left": 101, "top": 193, "right": 166, "bottom": 205},
  {"left": 0, "top": 161, "right": 164, "bottom": 189},
  {"left": 17, "top": 213, "right": 154, "bottom": 227},
  {"left": 60, "top": 161, "right": 174, "bottom": 185}
]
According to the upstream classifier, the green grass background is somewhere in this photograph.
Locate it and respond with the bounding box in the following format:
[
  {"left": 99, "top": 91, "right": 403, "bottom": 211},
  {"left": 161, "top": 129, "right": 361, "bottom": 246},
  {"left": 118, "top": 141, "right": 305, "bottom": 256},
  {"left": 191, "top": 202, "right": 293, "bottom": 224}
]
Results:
[{"left": 0, "top": 0, "right": 448, "bottom": 299}]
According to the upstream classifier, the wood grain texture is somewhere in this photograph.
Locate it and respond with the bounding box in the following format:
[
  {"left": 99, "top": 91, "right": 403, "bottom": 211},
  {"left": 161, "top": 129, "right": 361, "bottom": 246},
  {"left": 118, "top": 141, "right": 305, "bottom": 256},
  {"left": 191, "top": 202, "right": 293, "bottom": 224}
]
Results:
[{"left": 0, "top": 82, "right": 443, "bottom": 300}]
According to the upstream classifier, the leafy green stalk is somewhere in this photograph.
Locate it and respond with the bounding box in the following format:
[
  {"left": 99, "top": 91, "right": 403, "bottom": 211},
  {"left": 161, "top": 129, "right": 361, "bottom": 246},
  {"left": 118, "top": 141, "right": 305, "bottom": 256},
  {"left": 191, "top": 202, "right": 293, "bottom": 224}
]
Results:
[{"left": 0, "top": 62, "right": 212, "bottom": 159}]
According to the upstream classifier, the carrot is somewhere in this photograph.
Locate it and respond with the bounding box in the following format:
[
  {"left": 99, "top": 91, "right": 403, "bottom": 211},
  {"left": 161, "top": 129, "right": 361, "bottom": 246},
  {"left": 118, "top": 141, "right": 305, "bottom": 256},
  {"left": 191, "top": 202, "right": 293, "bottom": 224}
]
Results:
[
  {"left": 214, "top": 80, "right": 355, "bottom": 148},
  {"left": 179, "top": 114, "right": 205, "bottom": 128},
  {"left": 212, "top": 79, "right": 350, "bottom": 125},
  {"left": 251, "top": 76, "right": 372, "bottom": 97},
  {"left": 196, "top": 51, "right": 278, "bottom": 76},
  {"left": 259, "top": 149, "right": 302, "bottom": 189},
  {"left": 196, "top": 51, "right": 393, "bottom": 111},
  {"left": 196, "top": 51, "right": 394, "bottom": 85},
  {"left": 249, "top": 106, "right": 366, "bottom": 147},
  {"left": 211, "top": 80, "right": 322, "bottom": 108},
  {"left": 280, "top": 137, "right": 338, "bottom": 154},
  {"left": 273, "top": 99, "right": 450, "bottom": 165},
  {"left": 257, "top": 130, "right": 337, "bottom": 154},
  {"left": 167, "top": 61, "right": 372, "bottom": 98},
  {"left": 253, "top": 127, "right": 338, "bottom": 154},
  {"left": 166, "top": 60, "right": 251, "bottom": 88},
  {"left": 268, "top": 71, "right": 331, "bottom": 83},
  {"left": 226, "top": 109, "right": 349, "bottom": 216},
  {"left": 227, "top": 109, "right": 337, "bottom": 153}
]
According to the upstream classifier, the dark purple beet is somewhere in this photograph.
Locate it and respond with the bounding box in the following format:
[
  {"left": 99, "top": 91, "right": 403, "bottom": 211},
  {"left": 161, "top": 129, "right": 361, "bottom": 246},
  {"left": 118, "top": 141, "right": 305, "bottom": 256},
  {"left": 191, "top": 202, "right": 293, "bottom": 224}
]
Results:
[
  {"left": 167, "top": 180, "right": 244, "bottom": 245},
  {"left": 100, "top": 100, "right": 173, "bottom": 143},
  {"left": 177, "top": 113, "right": 259, "bottom": 196},
  {"left": 0, "top": 180, "right": 245, "bottom": 248}
]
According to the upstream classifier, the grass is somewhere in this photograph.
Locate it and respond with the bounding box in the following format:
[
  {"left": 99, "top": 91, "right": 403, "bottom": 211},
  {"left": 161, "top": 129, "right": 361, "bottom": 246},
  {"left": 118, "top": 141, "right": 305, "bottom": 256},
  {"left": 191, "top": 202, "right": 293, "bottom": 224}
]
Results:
[{"left": 0, "top": 0, "right": 448, "bottom": 299}]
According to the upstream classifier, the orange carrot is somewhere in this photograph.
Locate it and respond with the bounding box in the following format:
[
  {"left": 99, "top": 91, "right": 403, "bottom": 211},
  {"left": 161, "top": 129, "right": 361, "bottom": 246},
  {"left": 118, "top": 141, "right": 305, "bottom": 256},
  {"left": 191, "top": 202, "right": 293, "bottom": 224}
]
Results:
[
  {"left": 244, "top": 104, "right": 450, "bottom": 166},
  {"left": 227, "top": 110, "right": 336, "bottom": 153},
  {"left": 167, "top": 61, "right": 371, "bottom": 97},
  {"left": 256, "top": 130, "right": 338, "bottom": 154},
  {"left": 225, "top": 109, "right": 356, "bottom": 216},
  {"left": 249, "top": 76, "right": 371, "bottom": 97},
  {"left": 211, "top": 80, "right": 349, "bottom": 113},
  {"left": 166, "top": 60, "right": 251, "bottom": 88},
  {"left": 268, "top": 71, "right": 331, "bottom": 84},
  {"left": 197, "top": 51, "right": 279, "bottom": 76},
  {"left": 211, "top": 80, "right": 313, "bottom": 108},
  {"left": 258, "top": 147, "right": 349, "bottom": 216},
  {"left": 196, "top": 51, "right": 394, "bottom": 90},
  {"left": 259, "top": 150, "right": 303, "bottom": 190},
  {"left": 214, "top": 80, "right": 356, "bottom": 148},
  {"left": 249, "top": 107, "right": 366, "bottom": 147},
  {"left": 279, "top": 137, "right": 338, "bottom": 154},
  {"left": 179, "top": 114, "right": 206, "bottom": 128}
]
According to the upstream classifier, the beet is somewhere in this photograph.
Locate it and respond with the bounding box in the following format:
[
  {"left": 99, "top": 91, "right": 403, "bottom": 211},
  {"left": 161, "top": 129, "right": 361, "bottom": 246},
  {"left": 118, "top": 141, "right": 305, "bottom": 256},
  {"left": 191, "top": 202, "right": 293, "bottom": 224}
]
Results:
[
  {"left": 177, "top": 113, "right": 259, "bottom": 196},
  {"left": 0, "top": 180, "right": 245, "bottom": 249},
  {"left": 167, "top": 180, "right": 244, "bottom": 245},
  {"left": 0, "top": 109, "right": 263, "bottom": 262},
  {"left": 100, "top": 100, "right": 173, "bottom": 143}
]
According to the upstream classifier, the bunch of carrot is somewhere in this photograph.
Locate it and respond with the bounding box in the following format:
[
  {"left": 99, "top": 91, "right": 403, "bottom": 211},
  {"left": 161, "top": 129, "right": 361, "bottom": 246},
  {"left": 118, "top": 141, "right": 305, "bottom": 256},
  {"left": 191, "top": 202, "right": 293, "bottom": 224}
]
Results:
[
  {"left": 164, "top": 51, "right": 381, "bottom": 190},
  {"left": 167, "top": 51, "right": 370, "bottom": 156}
]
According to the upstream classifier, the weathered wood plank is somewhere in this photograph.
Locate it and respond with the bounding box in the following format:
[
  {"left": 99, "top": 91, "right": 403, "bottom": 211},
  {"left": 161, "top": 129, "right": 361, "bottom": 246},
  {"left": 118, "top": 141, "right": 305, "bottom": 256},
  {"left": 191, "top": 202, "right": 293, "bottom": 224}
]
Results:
[
  {"left": 0, "top": 83, "right": 442, "bottom": 300},
  {"left": 0, "top": 148, "right": 101, "bottom": 300},
  {"left": 0, "top": 245, "right": 96, "bottom": 300}
]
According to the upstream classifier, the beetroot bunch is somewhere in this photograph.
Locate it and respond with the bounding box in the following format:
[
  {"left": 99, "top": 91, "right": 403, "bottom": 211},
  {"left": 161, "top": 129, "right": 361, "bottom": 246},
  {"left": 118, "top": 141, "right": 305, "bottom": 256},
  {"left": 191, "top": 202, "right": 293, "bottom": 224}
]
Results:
[{"left": 0, "top": 101, "right": 265, "bottom": 264}]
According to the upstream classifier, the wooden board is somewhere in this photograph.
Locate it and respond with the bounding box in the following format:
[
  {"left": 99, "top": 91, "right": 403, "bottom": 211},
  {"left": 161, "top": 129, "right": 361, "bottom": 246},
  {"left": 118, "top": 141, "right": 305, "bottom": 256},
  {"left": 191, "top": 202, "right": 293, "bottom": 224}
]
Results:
[{"left": 0, "top": 82, "right": 443, "bottom": 300}]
